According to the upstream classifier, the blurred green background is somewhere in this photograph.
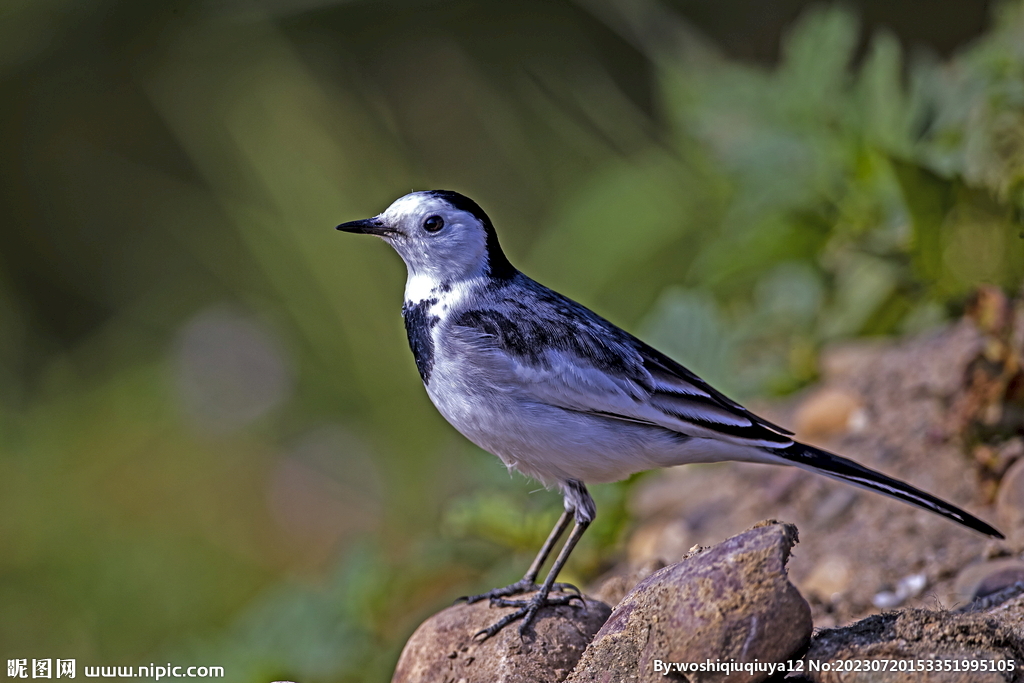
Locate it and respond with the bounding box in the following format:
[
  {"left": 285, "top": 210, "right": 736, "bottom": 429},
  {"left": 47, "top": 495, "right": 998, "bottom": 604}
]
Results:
[{"left": 2, "top": 0, "right": 1023, "bottom": 680}]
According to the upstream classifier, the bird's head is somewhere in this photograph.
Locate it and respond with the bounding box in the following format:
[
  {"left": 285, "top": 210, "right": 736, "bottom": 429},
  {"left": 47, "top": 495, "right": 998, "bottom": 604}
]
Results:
[{"left": 337, "top": 190, "right": 516, "bottom": 284}]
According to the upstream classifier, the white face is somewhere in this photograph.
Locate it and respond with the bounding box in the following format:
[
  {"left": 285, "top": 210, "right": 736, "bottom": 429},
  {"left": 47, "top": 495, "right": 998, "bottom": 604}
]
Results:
[{"left": 371, "top": 192, "right": 491, "bottom": 283}]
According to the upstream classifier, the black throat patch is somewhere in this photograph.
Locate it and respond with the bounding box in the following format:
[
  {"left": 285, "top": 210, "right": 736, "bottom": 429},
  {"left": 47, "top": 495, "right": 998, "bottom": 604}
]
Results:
[{"left": 402, "top": 298, "right": 439, "bottom": 383}]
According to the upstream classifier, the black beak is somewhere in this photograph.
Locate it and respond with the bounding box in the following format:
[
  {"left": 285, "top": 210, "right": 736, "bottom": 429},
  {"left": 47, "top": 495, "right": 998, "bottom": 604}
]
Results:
[{"left": 336, "top": 217, "right": 394, "bottom": 236}]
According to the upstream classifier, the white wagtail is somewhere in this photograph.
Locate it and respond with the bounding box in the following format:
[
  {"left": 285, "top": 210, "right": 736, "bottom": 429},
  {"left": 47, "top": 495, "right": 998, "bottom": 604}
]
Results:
[{"left": 337, "top": 190, "right": 1002, "bottom": 638}]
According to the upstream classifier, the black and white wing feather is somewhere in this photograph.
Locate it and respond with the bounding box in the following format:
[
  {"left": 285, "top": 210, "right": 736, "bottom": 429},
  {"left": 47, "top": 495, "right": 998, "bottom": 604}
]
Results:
[{"left": 451, "top": 276, "right": 792, "bottom": 448}]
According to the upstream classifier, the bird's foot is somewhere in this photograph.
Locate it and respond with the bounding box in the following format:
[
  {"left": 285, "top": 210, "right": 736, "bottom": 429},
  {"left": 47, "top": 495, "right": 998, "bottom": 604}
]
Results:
[
  {"left": 457, "top": 578, "right": 580, "bottom": 605},
  {"left": 473, "top": 590, "right": 586, "bottom": 640}
]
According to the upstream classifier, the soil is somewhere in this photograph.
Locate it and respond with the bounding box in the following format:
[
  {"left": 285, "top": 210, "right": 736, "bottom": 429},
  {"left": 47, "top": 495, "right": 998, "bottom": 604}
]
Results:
[{"left": 613, "top": 290, "right": 1024, "bottom": 631}]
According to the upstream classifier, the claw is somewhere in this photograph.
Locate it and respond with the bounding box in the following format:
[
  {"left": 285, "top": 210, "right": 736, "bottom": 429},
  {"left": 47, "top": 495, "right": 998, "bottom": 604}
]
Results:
[
  {"left": 552, "top": 581, "right": 581, "bottom": 597},
  {"left": 473, "top": 607, "right": 522, "bottom": 640},
  {"left": 517, "top": 602, "right": 543, "bottom": 636},
  {"left": 474, "top": 590, "right": 585, "bottom": 640}
]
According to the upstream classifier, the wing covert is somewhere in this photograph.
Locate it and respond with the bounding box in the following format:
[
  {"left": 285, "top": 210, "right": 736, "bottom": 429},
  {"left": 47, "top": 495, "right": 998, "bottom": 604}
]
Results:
[{"left": 449, "top": 278, "right": 793, "bottom": 447}]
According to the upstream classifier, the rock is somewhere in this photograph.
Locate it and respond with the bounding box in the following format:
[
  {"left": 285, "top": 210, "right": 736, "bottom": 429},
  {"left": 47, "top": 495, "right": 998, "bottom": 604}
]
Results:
[
  {"left": 793, "top": 388, "right": 867, "bottom": 441},
  {"left": 801, "top": 602, "right": 1024, "bottom": 683},
  {"left": 871, "top": 573, "right": 927, "bottom": 609},
  {"left": 993, "top": 438, "right": 1023, "bottom": 476},
  {"left": 996, "top": 456, "right": 1024, "bottom": 531},
  {"left": 566, "top": 520, "right": 811, "bottom": 683},
  {"left": 391, "top": 591, "right": 611, "bottom": 683},
  {"left": 590, "top": 559, "right": 666, "bottom": 608},
  {"left": 954, "top": 559, "right": 1024, "bottom": 602}
]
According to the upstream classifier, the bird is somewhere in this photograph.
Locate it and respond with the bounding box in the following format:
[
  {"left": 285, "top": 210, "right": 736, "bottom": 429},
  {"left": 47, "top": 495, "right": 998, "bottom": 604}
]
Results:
[{"left": 336, "top": 189, "right": 1002, "bottom": 639}]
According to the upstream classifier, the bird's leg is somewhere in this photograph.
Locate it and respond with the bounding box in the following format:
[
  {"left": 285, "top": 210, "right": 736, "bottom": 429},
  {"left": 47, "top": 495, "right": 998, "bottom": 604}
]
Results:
[
  {"left": 458, "top": 509, "right": 576, "bottom": 604},
  {"left": 474, "top": 480, "right": 595, "bottom": 640},
  {"left": 523, "top": 509, "right": 574, "bottom": 585},
  {"left": 476, "top": 519, "right": 590, "bottom": 639}
]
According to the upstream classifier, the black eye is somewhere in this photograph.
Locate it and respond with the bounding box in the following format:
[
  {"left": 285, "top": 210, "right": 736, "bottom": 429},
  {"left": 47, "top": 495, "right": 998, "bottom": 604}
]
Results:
[{"left": 423, "top": 215, "right": 444, "bottom": 233}]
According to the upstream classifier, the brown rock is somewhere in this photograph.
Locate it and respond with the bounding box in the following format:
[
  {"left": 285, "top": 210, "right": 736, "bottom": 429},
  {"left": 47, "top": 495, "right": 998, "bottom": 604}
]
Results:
[
  {"left": 954, "top": 559, "right": 1024, "bottom": 603},
  {"left": 566, "top": 520, "right": 812, "bottom": 683},
  {"left": 996, "top": 457, "right": 1024, "bottom": 531},
  {"left": 793, "top": 388, "right": 867, "bottom": 441},
  {"left": 590, "top": 559, "right": 667, "bottom": 609},
  {"left": 391, "top": 592, "right": 611, "bottom": 683},
  {"left": 801, "top": 602, "right": 1024, "bottom": 683}
]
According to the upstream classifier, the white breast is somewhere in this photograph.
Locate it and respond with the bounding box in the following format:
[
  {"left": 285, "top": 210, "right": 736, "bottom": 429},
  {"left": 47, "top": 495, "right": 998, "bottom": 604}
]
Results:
[{"left": 404, "top": 274, "right": 487, "bottom": 323}]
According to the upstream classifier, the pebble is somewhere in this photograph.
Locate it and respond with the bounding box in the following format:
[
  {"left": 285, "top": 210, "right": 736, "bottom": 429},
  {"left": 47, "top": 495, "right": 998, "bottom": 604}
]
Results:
[
  {"left": 954, "top": 558, "right": 1024, "bottom": 603},
  {"left": 871, "top": 573, "right": 927, "bottom": 609},
  {"left": 996, "top": 456, "right": 1024, "bottom": 531},
  {"left": 793, "top": 388, "right": 867, "bottom": 440}
]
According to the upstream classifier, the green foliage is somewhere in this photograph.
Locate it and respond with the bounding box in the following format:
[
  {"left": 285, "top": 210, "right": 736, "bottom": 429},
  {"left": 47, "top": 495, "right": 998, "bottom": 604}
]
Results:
[{"left": 627, "top": 4, "right": 1024, "bottom": 397}]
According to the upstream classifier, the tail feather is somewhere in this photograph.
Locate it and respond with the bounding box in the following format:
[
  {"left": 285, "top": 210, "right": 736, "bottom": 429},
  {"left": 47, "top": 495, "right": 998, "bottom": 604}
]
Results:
[{"left": 769, "top": 442, "right": 1003, "bottom": 539}]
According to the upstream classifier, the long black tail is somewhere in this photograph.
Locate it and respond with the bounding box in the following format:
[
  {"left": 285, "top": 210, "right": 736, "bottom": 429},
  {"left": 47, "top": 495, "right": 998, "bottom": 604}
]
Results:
[{"left": 768, "top": 441, "right": 1003, "bottom": 539}]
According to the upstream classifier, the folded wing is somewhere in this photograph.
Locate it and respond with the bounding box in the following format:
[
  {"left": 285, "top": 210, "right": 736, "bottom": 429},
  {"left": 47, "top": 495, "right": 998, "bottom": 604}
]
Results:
[{"left": 451, "top": 281, "right": 793, "bottom": 448}]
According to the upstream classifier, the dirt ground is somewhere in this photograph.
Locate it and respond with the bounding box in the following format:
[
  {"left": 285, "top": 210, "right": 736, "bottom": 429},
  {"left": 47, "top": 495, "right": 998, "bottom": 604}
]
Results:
[{"left": 611, "top": 288, "right": 1024, "bottom": 630}]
